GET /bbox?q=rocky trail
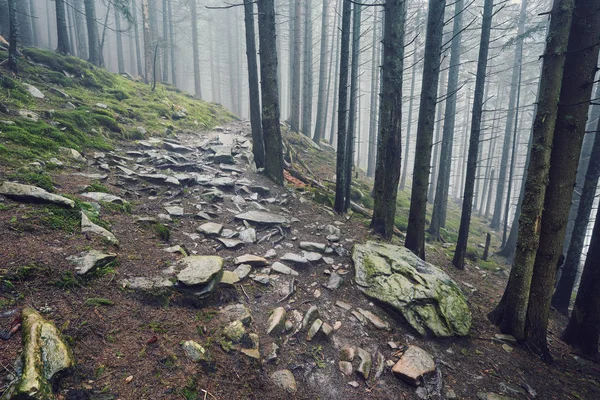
[1,121,599,400]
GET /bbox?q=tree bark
[257,0,284,185]
[344,3,362,212]
[399,10,420,192]
[370,0,405,238]
[115,10,125,73]
[74,0,88,60]
[562,202,600,357]
[366,11,381,178]
[244,0,265,169]
[290,0,302,132]
[452,0,494,269]
[405,0,447,259]
[167,0,176,85]
[525,0,600,361]
[328,3,342,145]
[301,0,313,137]
[161,0,168,82]
[132,0,144,77]
[313,0,330,143]
[190,0,202,98]
[491,0,528,230]
[333,0,352,213]
[16,0,32,46]
[7,0,17,72]
[488,0,575,340]
[55,0,71,54]
[28,0,37,47]
[84,0,101,66]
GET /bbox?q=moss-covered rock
[352,241,471,337]
[2,308,74,400]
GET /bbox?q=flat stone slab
[353,241,471,337]
[299,242,327,252]
[270,370,297,394]
[81,192,126,204]
[392,345,435,386]
[271,262,299,276]
[24,83,45,98]
[68,250,117,275]
[197,222,223,236]
[281,253,308,265]
[164,142,194,153]
[164,206,184,216]
[234,254,268,267]
[0,181,75,208]
[81,212,118,245]
[235,211,290,225]
[217,237,244,249]
[176,256,223,286]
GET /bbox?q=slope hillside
[0,49,599,400]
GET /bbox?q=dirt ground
[1,121,599,400]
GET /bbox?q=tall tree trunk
[132,0,143,77]
[333,0,352,213]
[67,0,77,55]
[55,0,71,54]
[84,0,101,66]
[491,0,528,230]
[190,0,201,98]
[257,0,284,185]
[367,11,381,178]
[324,0,341,145]
[28,0,37,47]
[313,0,330,143]
[525,0,600,361]
[328,4,342,145]
[162,0,168,82]
[488,0,575,340]
[370,0,405,238]
[7,0,17,72]
[429,59,447,205]
[290,0,302,132]
[148,0,161,80]
[399,11,420,192]
[16,0,32,46]
[344,3,362,212]
[141,0,153,82]
[452,0,494,268]
[502,63,523,246]
[167,0,176,85]
[301,0,313,136]
[562,202,600,357]
[74,0,88,59]
[553,127,600,315]
[405,0,447,259]
[115,10,125,73]
[244,0,265,169]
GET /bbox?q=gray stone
[336,300,353,311]
[2,308,74,399]
[209,177,236,187]
[220,270,240,285]
[253,274,270,285]
[223,320,246,343]
[339,361,353,376]
[353,241,471,337]
[182,340,208,362]
[201,188,224,202]
[176,256,223,286]
[59,147,85,162]
[234,254,268,267]
[306,319,323,341]
[220,304,253,326]
[217,237,244,249]
[164,245,187,256]
[340,346,355,362]
[136,126,147,135]
[235,210,290,225]
[266,307,287,335]
[321,322,333,337]
[326,235,340,242]
[281,253,309,265]
[357,308,391,331]
[248,185,270,194]
[325,273,344,290]
[164,205,184,216]
[239,228,257,243]
[392,345,435,386]
[324,224,341,235]
[265,343,279,363]
[302,306,320,331]
[214,147,234,164]
[197,222,223,236]
[74,173,108,180]
[95,102,108,109]
[304,252,323,263]
[164,142,194,153]
[121,276,174,290]
[81,212,118,245]
[18,109,39,121]
[270,370,297,394]
[0,181,75,208]
[64,101,76,109]
[233,264,252,280]
[477,393,515,400]
[68,250,117,275]
[299,242,327,252]
[50,87,69,98]
[24,83,45,98]
[264,249,277,259]
[356,348,372,380]
[271,262,299,276]
[240,333,260,359]
[81,192,126,205]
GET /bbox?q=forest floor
[1,49,600,400]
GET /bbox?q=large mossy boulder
[352,241,471,337]
[2,308,74,400]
